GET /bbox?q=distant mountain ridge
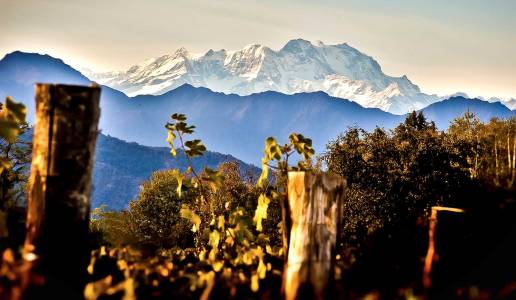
[20,129,257,210]
[420,96,515,128]
[1,51,514,165]
[84,39,438,114]
[93,133,258,210]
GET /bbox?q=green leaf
[264,137,282,161]
[185,139,206,157]
[289,133,314,160]
[0,119,20,143]
[165,123,176,131]
[171,113,187,121]
[176,121,195,134]
[5,97,27,123]
[0,97,26,143]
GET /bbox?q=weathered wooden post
[284,172,346,300]
[23,84,100,297]
[422,206,465,291]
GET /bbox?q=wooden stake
[284,172,346,300]
[23,84,100,297]
[422,206,465,290]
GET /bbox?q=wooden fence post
[422,206,465,291]
[284,171,346,300]
[23,84,100,297]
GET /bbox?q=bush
[128,169,198,250]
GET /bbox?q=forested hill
[17,129,258,210]
[93,133,258,210]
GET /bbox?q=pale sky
[1,0,515,99]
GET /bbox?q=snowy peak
[280,38,317,53]
[87,39,438,114]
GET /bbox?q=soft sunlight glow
[1,0,515,98]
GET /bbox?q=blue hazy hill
[421,96,515,128]
[93,133,258,209]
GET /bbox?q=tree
[129,169,198,249]
[449,114,516,189]
[323,112,471,245]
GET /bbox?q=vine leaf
[202,167,224,192]
[253,194,270,232]
[180,205,201,233]
[185,139,206,157]
[0,97,26,173]
[289,133,314,160]
[166,130,177,157]
[171,169,184,197]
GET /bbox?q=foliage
[448,112,516,189]
[87,112,516,298]
[323,112,472,245]
[0,96,28,180]
[254,133,315,241]
[82,245,284,300]
[0,97,28,245]
[0,122,31,210]
[90,113,287,298]
[90,205,139,247]
[0,107,513,299]
[322,112,515,296]
[163,114,283,294]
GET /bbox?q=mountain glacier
[85,39,440,114]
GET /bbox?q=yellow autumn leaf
[257,158,269,189]
[199,249,206,261]
[225,235,234,247]
[212,261,224,272]
[253,194,270,232]
[84,275,113,300]
[208,249,217,261]
[171,169,183,197]
[250,274,259,292]
[196,271,215,300]
[0,157,10,175]
[180,205,201,233]
[217,215,225,230]
[209,230,221,250]
[257,259,266,279]
[166,131,177,157]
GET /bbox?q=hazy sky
[1,0,515,98]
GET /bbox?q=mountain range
[1,51,514,165]
[85,39,437,114]
[84,39,515,114]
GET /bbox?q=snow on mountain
[483,97,516,110]
[87,39,440,114]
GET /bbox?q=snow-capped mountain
[85,39,439,114]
